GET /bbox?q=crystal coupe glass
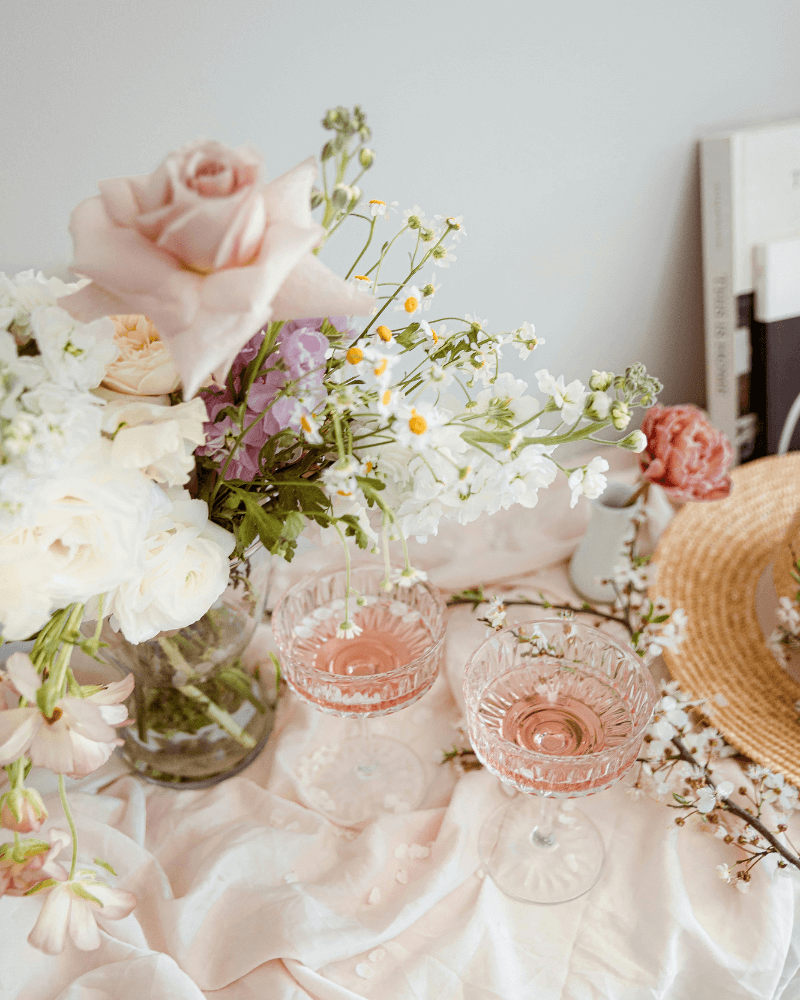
[464,619,656,903]
[272,564,445,826]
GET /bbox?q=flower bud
[420,228,435,242]
[589,370,614,392]
[309,187,324,210]
[617,429,647,452]
[422,284,435,297]
[331,184,352,210]
[610,400,631,431]
[349,185,362,210]
[585,391,612,421]
[320,141,335,162]
[0,787,48,833]
[359,148,375,169]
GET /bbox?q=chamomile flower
[392,566,428,588]
[395,286,424,316]
[402,205,427,230]
[393,401,448,451]
[420,273,441,303]
[375,325,393,344]
[377,385,401,419]
[336,620,363,640]
[367,199,398,220]
[298,410,323,445]
[321,456,361,497]
[431,243,457,268]
[427,363,452,387]
[352,275,373,294]
[434,214,467,242]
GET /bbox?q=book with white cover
[752,235,800,454]
[700,119,800,463]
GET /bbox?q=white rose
[102,396,207,487]
[102,315,181,396]
[31,306,118,391]
[109,487,234,644]
[0,444,163,640]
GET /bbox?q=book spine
[700,136,740,461]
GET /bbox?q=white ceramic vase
[568,481,643,604]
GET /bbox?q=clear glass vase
[102,546,276,787]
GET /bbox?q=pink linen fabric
[1,454,797,1000]
[58,141,374,399]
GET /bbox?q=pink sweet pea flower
[0,653,134,777]
[0,828,69,897]
[58,140,374,398]
[27,873,136,954]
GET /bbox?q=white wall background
[3,0,800,406]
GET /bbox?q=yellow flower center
[369,199,386,206]
[404,296,419,313]
[354,275,370,283]
[382,389,392,406]
[300,415,312,433]
[409,409,428,435]
[376,325,392,342]
[337,490,352,497]
[346,347,364,364]
[365,461,373,473]
[430,328,439,344]
[373,359,388,376]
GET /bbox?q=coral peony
[58,141,374,398]
[639,404,733,501]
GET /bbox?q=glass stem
[355,715,378,778]
[531,794,557,849]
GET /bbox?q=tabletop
[2,456,799,1000]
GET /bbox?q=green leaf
[24,878,59,896]
[354,474,385,493]
[94,857,117,876]
[652,614,670,624]
[71,883,104,906]
[281,511,305,542]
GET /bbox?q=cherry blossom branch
[670,735,800,872]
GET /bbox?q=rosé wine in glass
[272,565,445,825]
[464,620,656,903]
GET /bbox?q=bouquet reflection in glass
[464,620,656,903]
[272,564,445,826]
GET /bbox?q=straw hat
[773,505,800,604]
[653,453,800,785]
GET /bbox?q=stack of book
[700,119,800,463]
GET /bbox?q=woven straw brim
[654,453,800,785]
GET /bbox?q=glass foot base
[296,736,426,826]
[478,796,604,904]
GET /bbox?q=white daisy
[394,285,424,316]
[367,199,398,221]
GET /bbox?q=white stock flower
[108,487,235,644]
[535,370,588,424]
[31,307,117,391]
[0,271,88,340]
[102,396,207,487]
[567,457,609,508]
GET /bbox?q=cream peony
[59,140,374,398]
[109,487,235,644]
[0,444,164,640]
[102,314,180,395]
[102,396,207,486]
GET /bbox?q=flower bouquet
[0,104,662,951]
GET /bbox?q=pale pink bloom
[28,874,136,954]
[0,785,48,833]
[0,828,69,897]
[102,314,180,396]
[0,653,133,776]
[58,140,374,398]
[639,404,733,502]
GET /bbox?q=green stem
[176,685,256,749]
[345,216,377,279]
[333,522,353,628]
[58,775,78,880]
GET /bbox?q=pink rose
[58,140,374,398]
[639,404,733,501]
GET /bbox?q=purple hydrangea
[198,317,354,481]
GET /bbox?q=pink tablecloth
[2,459,799,1000]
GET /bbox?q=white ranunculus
[0,444,164,640]
[31,306,118,391]
[102,397,207,487]
[109,487,235,644]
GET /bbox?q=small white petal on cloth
[395,869,408,884]
[356,963,375,979]
[393,844,409,859]
[367,887,382,905]
[369,948,386,963]
[408,844,430,859]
